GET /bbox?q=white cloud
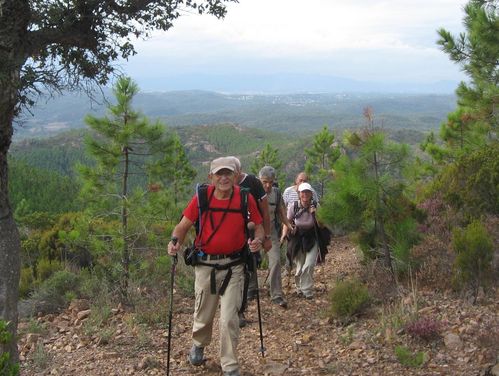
[124,0,469,87]
[151,0,466,51]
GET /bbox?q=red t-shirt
[183,185,263,255]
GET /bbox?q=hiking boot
[271,296,288,308]
[238,312,248,328]
[303,293,314,300]
[223,369,241,376]
[294,290,304,298]
[187,345,205,366]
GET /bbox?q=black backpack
[269,186,282,236]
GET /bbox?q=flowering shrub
[416,195,457,243]
[411,236,454,288]
[405,317,442,341]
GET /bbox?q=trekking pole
[263,268,271,286]
[167,237,178,376]
[247,222,266,358]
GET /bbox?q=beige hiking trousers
[294,241,318,297]
[267,229,284,300]
[192,259,245,373]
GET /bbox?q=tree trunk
[0,1,30,362]
[0,78,22,364]
[377,213,394,277]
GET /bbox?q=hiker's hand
[290,225,297,235]
[263,237,272,252]
[168,239,181,256]
[248,238,263,252]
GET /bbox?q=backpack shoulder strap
[240,187,250,235]
[196,183,209,216]
[274,187,281,210]
[195,183,210,235]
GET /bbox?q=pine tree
[162,133,196,209]
[78,76,193,298]
[436,0,498,152]
[452,220,494,303]
[250,143,285,186]
[304,125,341,198]
[420,0,499,218]
[318,108,417,276]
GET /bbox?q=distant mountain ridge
[14,90,457,139]
[133,73,461,94]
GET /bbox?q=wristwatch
[264,235,272,240]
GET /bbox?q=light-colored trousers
[267,230,284,300]
[192,260,245,373]
[294,241,318,296]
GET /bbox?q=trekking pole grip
[171,236,178,264]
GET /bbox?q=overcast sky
[121,0,469,92]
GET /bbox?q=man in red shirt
[168,156,264,376]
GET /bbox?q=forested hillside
[10,121,430,217]
[9,124,301,217]
[14,91,457,139]
[11,124,301,179]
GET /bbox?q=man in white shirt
[282,172,319,208]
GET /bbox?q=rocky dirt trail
[19,236,498,375]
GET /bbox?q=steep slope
[18,237,498,375]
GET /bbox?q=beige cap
[227,156,241,172]
[210,156,236,174]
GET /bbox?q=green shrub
[36,258,62,281]
[435,143,499,217]
[328,279,370,323]
[19,267,36,298]
[176,265,195,296]
[133,297,167,326]
[78,269,110,300]
[29,270,81,314]
[32,343,51,370]
[452,220,494,300]
[355,225,377,260]
[22,319,47,336]
[0,320,20,376]
[83,303,112,336]
[148,255,194,296]
[394,345,426,368]
[42,270,80,296]
[131,255,171,290]
[387,217,420,273]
